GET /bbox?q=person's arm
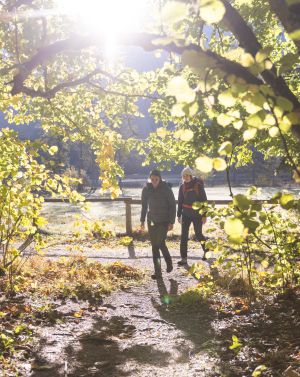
[177,185,183,220]
[167,187,176,226]
[140,187,148,225]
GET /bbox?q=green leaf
[229,335,242,350]
[199,0,226,24]
[277,53,299,75]
[49,146,58,155]
[276,97,293,112]
[252,365,268,377]
[279,193,294,209]
[195,156,213,173]
[243,218,260,233]
[192,201,203,210]
[233,194,251,210]
[289,29,300,40]
[246,114,263,128]
[218,141,232,156]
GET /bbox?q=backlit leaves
[243,128,257,141]
[166,76,196,104]
[217,114,233,127]
[198,0,226,24]
[224,218,245,243]
[218,141,233,156]
[218,91,237,107]
[195,156,213,173]
[213,157,227,171]
[161,1,189,23]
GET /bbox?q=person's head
[181,167,193,183]
[149,169,162,189]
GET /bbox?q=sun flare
[59,0,148,35]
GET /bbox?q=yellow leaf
[49,146,58,155]
[171,103,185,117]
[195,156,213,173]
[218,91,237,107]
[161,1,189,23]
[199,0,226,24]
[157,127,168,138]
[268,126,279,137]
[73,311,83,318]
[224,218,245,238]
[241,53,255,67]
[180,129,194,141]
[166,76,196,104]
[218,141,232,156]
[217,114,232,127]
[213,158,227,171]
[243,128,257,140]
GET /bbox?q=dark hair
[149,169,162,179]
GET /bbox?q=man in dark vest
[140,169,176,279]
[177,167,208,265]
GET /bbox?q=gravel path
[29,244,222,377]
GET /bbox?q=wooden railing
[44,197,270,234]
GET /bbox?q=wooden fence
[44,197,272,235]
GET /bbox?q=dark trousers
[148,221,172,275]
[180,214,207,259]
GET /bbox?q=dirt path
[17,242,300,377]
[28,245,223,377]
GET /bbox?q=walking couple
[140,167,208,279]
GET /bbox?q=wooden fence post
[125,198,133,235]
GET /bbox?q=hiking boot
[151,273,162,280]
[177,258,187,266]
[166,263,173,273]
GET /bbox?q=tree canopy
[0,0,300,195]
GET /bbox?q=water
[41,183,299,234]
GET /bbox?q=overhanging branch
[10,32,262,98]
[221,0,300,109]
[268,0,300,54]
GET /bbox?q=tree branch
[88,81,159,100]
[268,0,300,54]
[10,32,262,98]
[221,0,300,139]
[18,68,101,98]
